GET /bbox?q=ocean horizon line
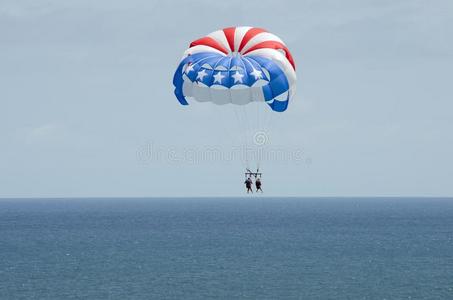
[1,196,452,200]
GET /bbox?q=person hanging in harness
[244,177,253,193]
[255,177,263,193]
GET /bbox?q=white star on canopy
[196,69,208,81]
[232,71,244,84]
[213,72,225,84]
[250,68,262,80]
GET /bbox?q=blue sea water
[0,197,452,299]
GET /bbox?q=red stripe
[238,27,267,52]
[222,27,236,52]
[243,41,296,70]
[189,37,229,54]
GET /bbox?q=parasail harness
[244,168,262,179]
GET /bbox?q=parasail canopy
[173,26,296,112]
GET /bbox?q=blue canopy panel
[173,52,290,112]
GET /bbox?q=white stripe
[274,90,288,101]
[183,45,226,59]
[240,32,285,54]
[207,30,231,53]
[233,26,252,52]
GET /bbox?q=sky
[1,0,452,197]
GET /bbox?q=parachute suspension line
[241,105,251,170]
[263,108,275,150]
[236,104,251,169]
[214,104,236,147]
[256,102,263,171]
[241,103,254,170]
[262,108,270,138]
[233,105,248,169]
[259,104,277,171]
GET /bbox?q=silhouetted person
[255,177,263,193]
[245,177,253,193]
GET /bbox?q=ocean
[0,197,452,299]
